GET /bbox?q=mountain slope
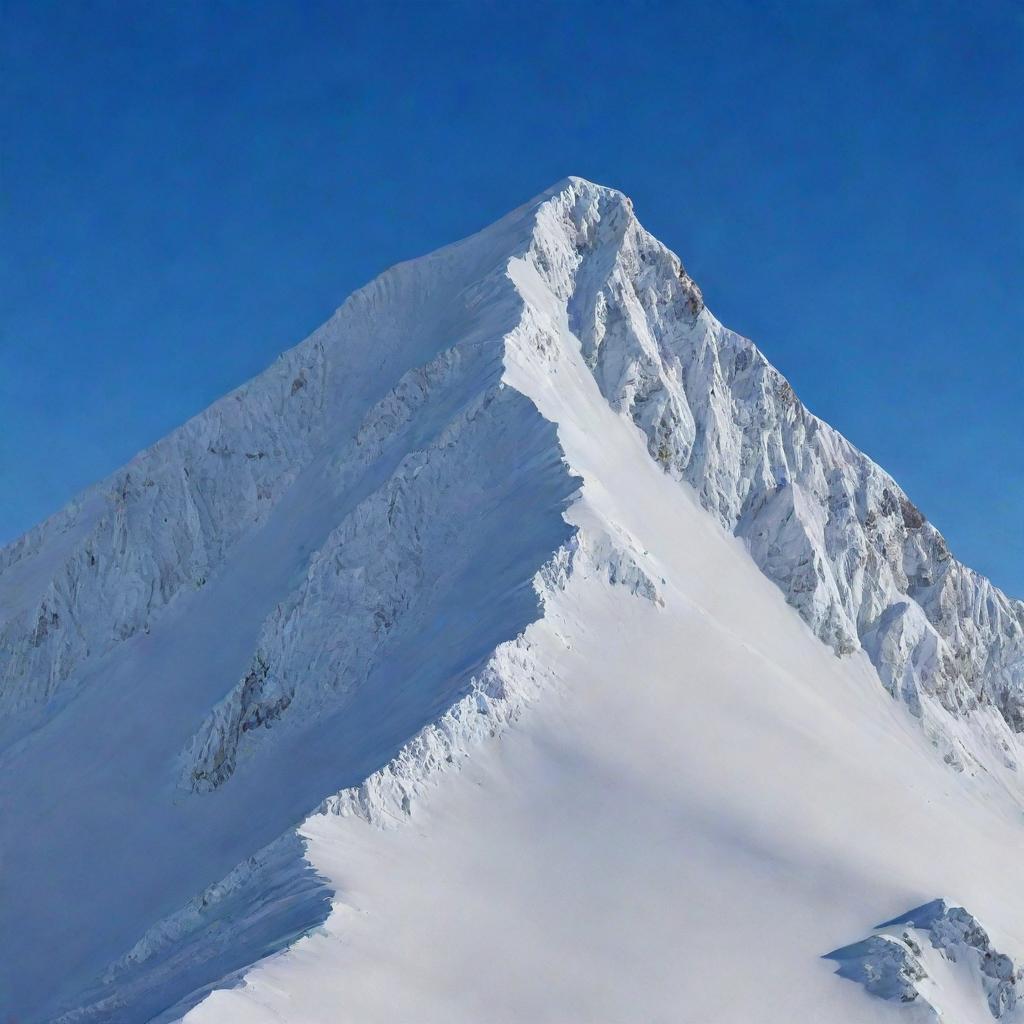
[184,366,1024,1021]
[1,177,1020,1023]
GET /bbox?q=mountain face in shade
[2,178,1021,1024]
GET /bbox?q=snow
[183,296,1024,1020]
[1,176,1021,1023]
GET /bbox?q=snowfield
[1,177,1021,1023]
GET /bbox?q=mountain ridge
[4,176,1019,760]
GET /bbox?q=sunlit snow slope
[1,178,1021,1023]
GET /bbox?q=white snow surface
[1,177,1022,1023]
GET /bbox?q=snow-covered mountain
[1,177,1021,1023]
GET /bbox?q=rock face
[529,183,1024,758]
[828,899,1023,1019]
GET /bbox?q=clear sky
[2,1,1021,596]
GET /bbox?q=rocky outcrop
[827,933,929,1005]
[828,899,1023,1018]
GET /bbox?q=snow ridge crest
[514,177,1024,760]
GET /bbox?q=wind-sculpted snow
[4,175,1018,773]
[314,531,661,826]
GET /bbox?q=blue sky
[2,1,1021,595]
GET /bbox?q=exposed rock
[826,934,928,1005]
[829,899,1023,1018]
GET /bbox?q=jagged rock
[826,934,929,1005]
[829,899,1023,1018]
[881,900,1022,1018]
[530,181,1023,745]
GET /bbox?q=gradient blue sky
[2,1,1022,595]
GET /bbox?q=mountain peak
[534,173,624,199]
[2,180,1022,1023]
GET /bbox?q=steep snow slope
[1,177,1020,1023]
[183,469,1024,1023]
[181,240,1023,1023]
